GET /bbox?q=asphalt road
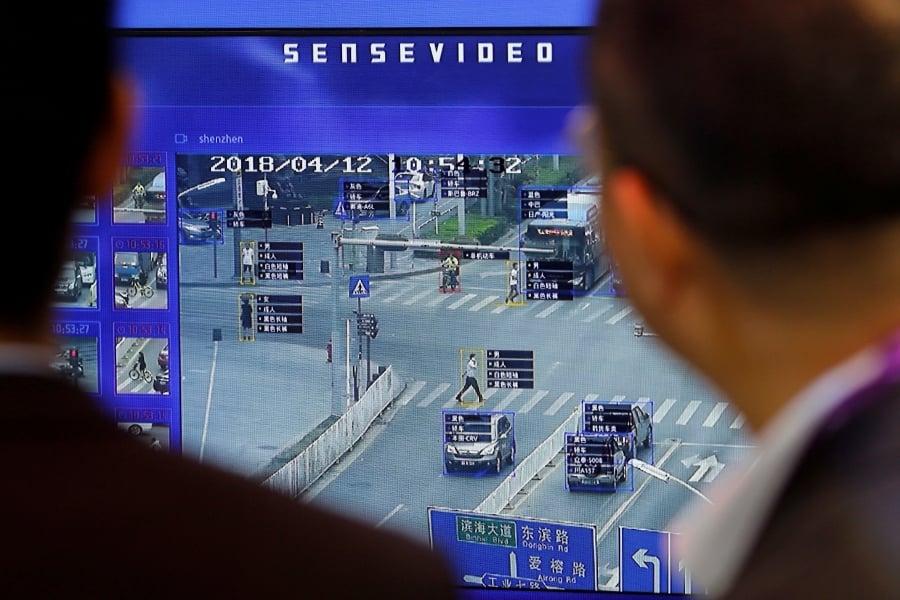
[176,212,756,582]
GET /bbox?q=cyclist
[135,351,147,376]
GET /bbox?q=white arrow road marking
[688,454,725,483]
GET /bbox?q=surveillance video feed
[90,28,761,594]
[176,151,753,592]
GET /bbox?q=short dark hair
[2,2,116,326]
[589,0,900,253]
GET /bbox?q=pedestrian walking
[506,262,520,304]
[455,353,483,403]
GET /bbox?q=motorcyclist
[132,182,145,208]
[440,253,460,291]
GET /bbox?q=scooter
[440,268,459,292]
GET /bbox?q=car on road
[178,209,219,243]
[146,171,166,204]
[618,403,653,460]
[118,422,152,436]
[153,370,169,394]
[566,435,628,489]
[54,260,83,300]
[444,412,516,474]
[114,252,141,285]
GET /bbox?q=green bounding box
[455,515,518,547]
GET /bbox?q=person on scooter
[440,253,459,292]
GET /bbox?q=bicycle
[128,363,153,383]
[127,278,155,298]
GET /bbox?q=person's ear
[602,168,697,312]
[81,73,137,197]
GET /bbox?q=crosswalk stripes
[417,382,450,407]
[426,292,453,307]
[584,302,615,323]
[398,379,748,431]
[676,400,702,425]
[400,380,428,406]
[605,306,633,324]
[469,295,499,311]
[544,391,574,416]
[535,302,565,319]
[653,398,677,423]
[702,402,729,427]
[402,288,434,306]
[380,284,416,305]
[495,388,523,410]
[491,303,510,314]
[447,293,477,310]
[520,390,549,413]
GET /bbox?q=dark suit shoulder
[724,383,900,599]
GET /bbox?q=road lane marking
[520,389,549,413]
[676,400,702,425]
[491,303,510,314]
[495,389,523,410]
[595,441,682,542]
[427,292,453,307]
[447,293,477,309]
[400,380,428,406]
[402,288,434,306]
[584,303,614,323]
[611,394,627,403]
[469,295,499,311]
[544,392,574,416]
[730,413,746,429]
[376,503,405,528]
[535,302,565,318]
[379,283,412,304]
[654,398,677,423]
[584,393,599,402]
[605,306,633,324]
[702,402,729,427]
[418,382,450,407]
[636,396,652,412]
[484,387,500,399]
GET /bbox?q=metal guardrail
[261,365,395,497]
[474,408,581,514]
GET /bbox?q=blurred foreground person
[585,0,900,598]
[1,3,457,598]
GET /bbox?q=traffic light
[369,315,379,339]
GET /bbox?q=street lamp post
[629,458,713,505]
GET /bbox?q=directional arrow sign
[632,548,662,593]
[620,527,680,594]
[687,454,725,483]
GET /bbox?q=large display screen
[49,16,752,596]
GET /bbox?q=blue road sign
[620,526,695,594]
[349,274,370,298]
[428,507,597,591]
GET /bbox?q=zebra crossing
[400,380,747,430]
[363,279,636,325]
